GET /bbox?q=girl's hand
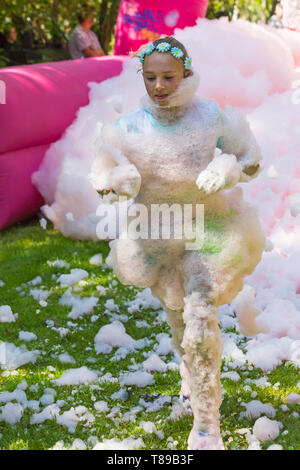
[196,149,241,195]
[196,169,226,195]
[108,164,141,198]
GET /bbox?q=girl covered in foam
[90,36,265,450]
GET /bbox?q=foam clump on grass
[119,371,154,388]
[19,331,37,342]
[93,437,145,450]
[39,218,47,229]
[0,305,16,323]
[49,440,68,450]
[59,289,98,320]
[241,400,276,419]
[89,253,103,266]
[253,417,282,442]
[284,393,300,404]
[140,394,172,413]
[267,444,283,450]
[70,438,87,450]
[94,320,135,354]
[29,288,51,302]
[140,420,164,439]
[57,269,89,286]
[40,394,55,406]
[143,354,167,372]
[0,342,39,370]
[56,409,80,433]
[111,388,128,401]
[53,366,98,386]
[30,404,60,424]
[220,371,241,382]
[0,402,24,424]
[30,404,81,433]
[28,276,42,286]
[47,259,70,269]
[126,288,161,314]
[0,388,27,405]
[94,400,109,413]
[245,336,300,371]
[58,352,76,364]
[154,333,174,356]
[139,420,157,433]
[104,298,119,313]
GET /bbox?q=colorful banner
[114,0,208,55]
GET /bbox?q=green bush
[206,0,277,22]
[0,0,120,52]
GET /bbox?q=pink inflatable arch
[0,56,127,230]
[114,0,208,55]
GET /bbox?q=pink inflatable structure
[0,56,127,230]
[114,0,208,55]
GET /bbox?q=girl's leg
[164,306,192,413]
[182,291,224,450]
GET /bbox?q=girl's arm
[216,105,262,182]
[196,105,262,195]
[89,123,141,199]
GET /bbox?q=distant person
[268,3,284,28]
[2,25,27,65]
[3,26,19,50]
[68,6,105,59]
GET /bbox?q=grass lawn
[0,218,299,450]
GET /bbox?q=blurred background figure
[68,4,105,59]
[3,26,19,50]
[268,3,284,28]
[0,24,28,66]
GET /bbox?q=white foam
[0,342,39,370]
[93,437,145,450]
[19,331,37,342]
[0,402,23,424]
[57,269,89,286]
[53,366,98,386]
[0,306,16,323]
[253,417,282,442]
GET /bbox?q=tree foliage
[206,0,278,22]
[0,0,121,51]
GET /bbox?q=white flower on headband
[156,42,171,52]
[171,47,184,59]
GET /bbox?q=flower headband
[139,42,192,70]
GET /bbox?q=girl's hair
[151,36,189,63]
[133,36,190,67]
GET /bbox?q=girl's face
[143,51,189,107]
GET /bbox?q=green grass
[0,218,299,450]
